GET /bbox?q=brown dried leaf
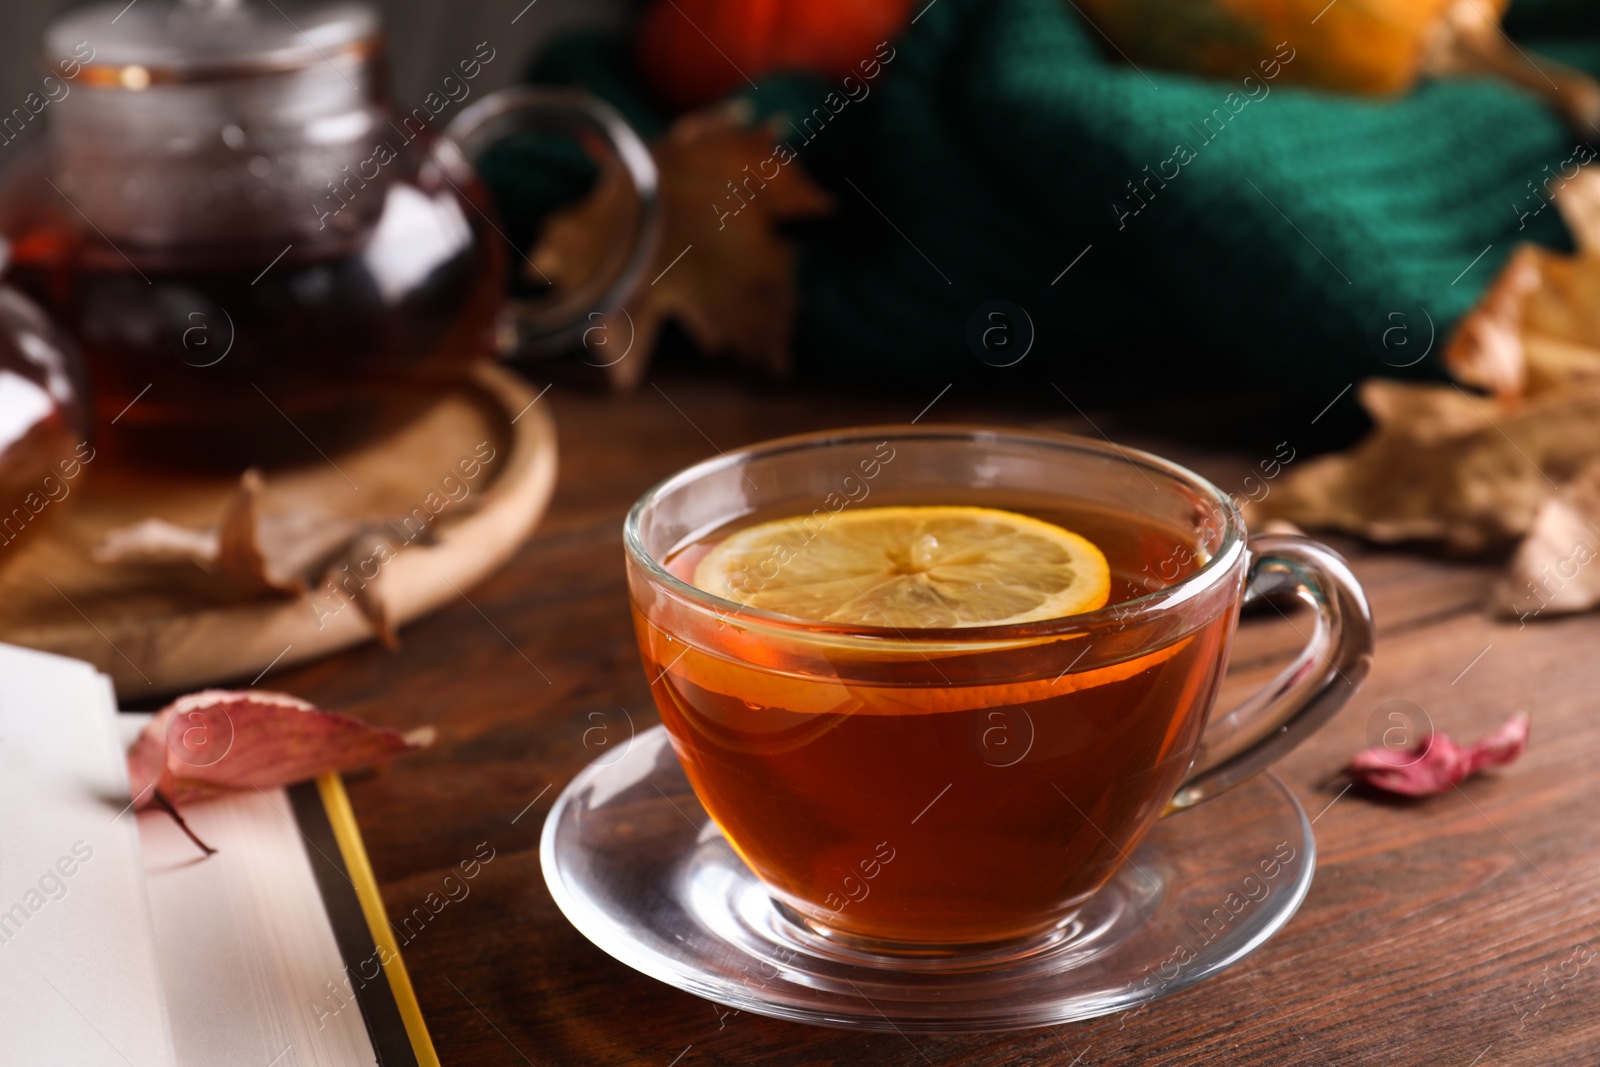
[1554,161,1600,256]
[96,470,359,595]
[1446,167,1600,400]
[1490,460,1600,619]
[1443,245,1544,400]
[1250,379,1600,553]
[532,104,834,388]
[1272,167,1600,614]
[93,470,422,644]
[92,518,218,566]
[1446,244,1600,401]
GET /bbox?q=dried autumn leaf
[1491,460,1600,620]
[1346,712,1528,797]
[1446,167,1600,401]
[129,689,433,811]
[1446,245,1600,402]
[93,470,435,647]
[1274,162,1600,613]
[1442,246,1545,401]
[532,103,833,388]
[1555,167,1600,258]
[1249,379,1600,553]
[96,470,358,595]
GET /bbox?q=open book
[0,643,438,1066]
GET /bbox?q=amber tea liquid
[0,148,504,468]
[636,498,1236,949]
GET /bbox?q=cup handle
[1165,535,1375,814]
[439,86,661,355]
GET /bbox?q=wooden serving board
[0,362,557,698]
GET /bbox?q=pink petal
[129,689,433,808]
[1346,713,1529,797]
[1466,712,1530,773]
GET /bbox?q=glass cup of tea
[624,425,1372,959]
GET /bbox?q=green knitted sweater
[482,0,1600,402]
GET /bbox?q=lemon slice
[692,506,1111,628]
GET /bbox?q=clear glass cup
[624,425,1372,959]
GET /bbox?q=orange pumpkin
[1070,0,1511,95]
[1069,0,1600,130]
[637,0,916,109]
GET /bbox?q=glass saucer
[541,726,1315,1033]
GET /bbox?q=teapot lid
[43,0,379,84]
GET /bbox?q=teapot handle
[439,87,660,357]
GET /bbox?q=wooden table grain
[271,369,1600,1067]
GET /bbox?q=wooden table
[270,368,1599,1066]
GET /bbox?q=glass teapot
[0,238,91,563]
[0,0,657,467]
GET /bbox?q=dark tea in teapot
[5,158,503,467]
[0,0,657,469]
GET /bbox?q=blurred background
[0,0,628,120]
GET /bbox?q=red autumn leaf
[129,689,434,811]
[1346,712,1529,796]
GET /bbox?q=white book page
[0,644,176,1067]
[123,719,381,1067]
